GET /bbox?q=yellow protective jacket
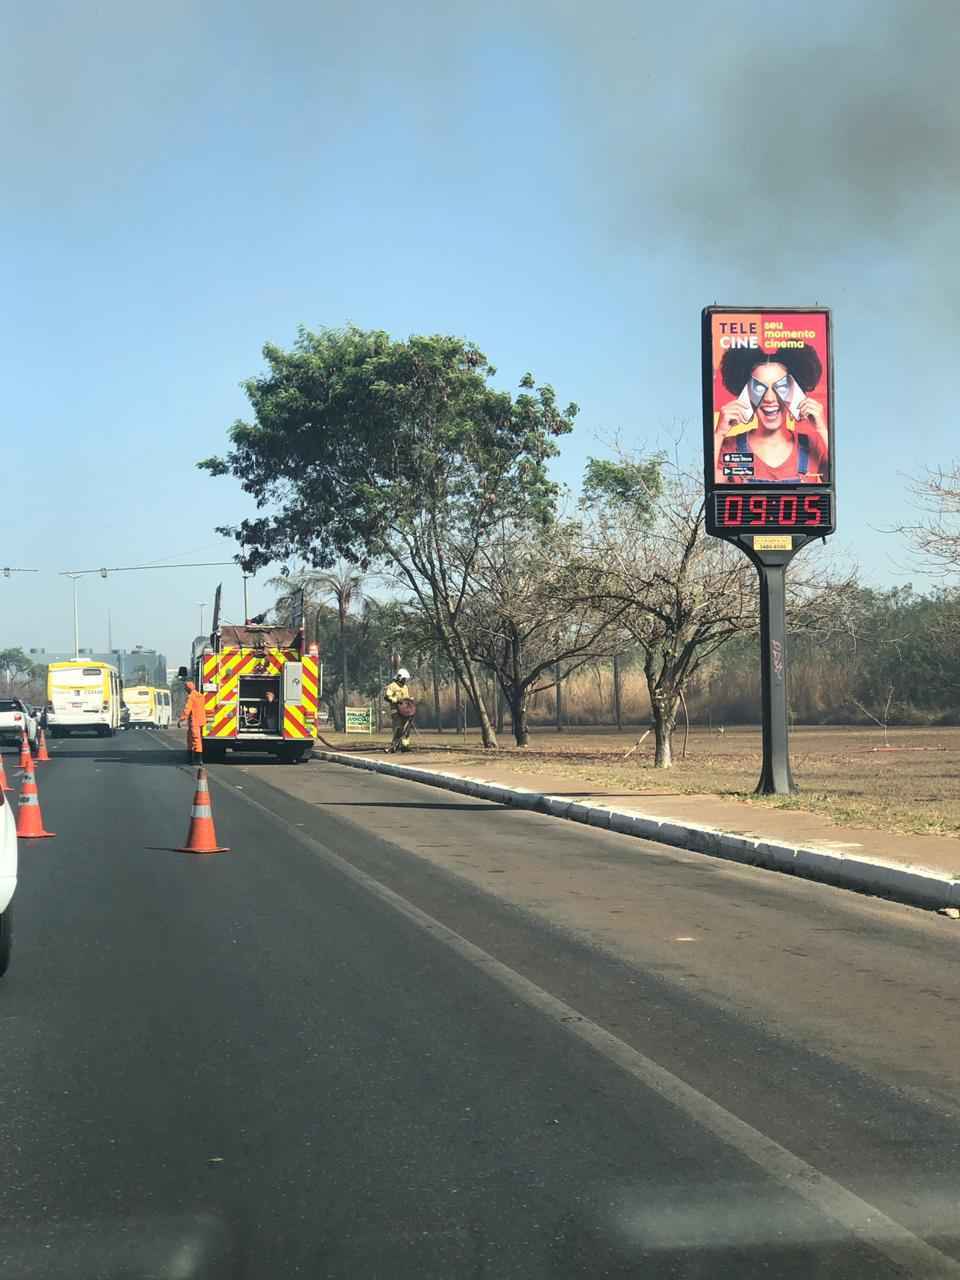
[384,680,410,710]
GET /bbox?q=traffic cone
[16,763,55,838]
[18,732,31,772]
[36,730,51,763]
[0,753,12,793]
[177,767,228,854]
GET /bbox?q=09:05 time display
[714,491,831,530]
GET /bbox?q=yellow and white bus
[47,661,122,737]
[123,686,172,728]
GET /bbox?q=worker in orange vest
[178,681,207,765]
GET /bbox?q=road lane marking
[152,733,960,1275]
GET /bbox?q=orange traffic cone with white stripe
[36,730,51,763]
[0,752,12,793]
[177,767,228,854]
[17,732,31,772]
[16,762,55,838]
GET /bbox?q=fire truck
[180,587,321,763]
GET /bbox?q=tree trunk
[496,683,504,734]
[510,689,529,747]
[613,653,622,730]
[653,711,674,768]
[432,653,442,732]
[445,632,497,748]
[466,670,498,748]
[419,599,498,748]
[455,677,463,735]
[555,663,563,733]
[650,688,678,768]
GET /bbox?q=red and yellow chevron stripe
[216,647,297,691]
[207,696,238,738]
[302,655,318,726]
[283,703,310,739]
[198,645,319,744]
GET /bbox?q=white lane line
[154,735,960,1275]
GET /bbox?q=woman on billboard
[713,344,829,485]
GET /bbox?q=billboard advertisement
[702,307,834,537]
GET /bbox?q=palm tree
[265,565,365,729]
[312,565,364,728]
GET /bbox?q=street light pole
[197,603,207,636]
[60,574,82,657]
[58,571,87,657]
[242,575,249,622]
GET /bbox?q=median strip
[313,750,960,913]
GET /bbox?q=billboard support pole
[743,545,797,795]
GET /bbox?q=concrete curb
[313,751,960,912]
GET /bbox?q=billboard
[344,706,374,734]
[702,307,834,538]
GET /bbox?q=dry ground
[316,723,960,838]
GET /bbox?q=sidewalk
[313,747,960,912]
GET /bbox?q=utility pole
[59,573,83,658]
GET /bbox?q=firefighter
[178,680,207,765]
[261,688,280,734]
[384,667,414,753]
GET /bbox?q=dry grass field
[317,723,960,838]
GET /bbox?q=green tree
[200,326,576,748]
[0,648,37,692]
[838,586,960,723]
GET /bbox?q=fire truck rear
[187,622,320,763]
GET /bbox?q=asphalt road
[1,730,959,1278]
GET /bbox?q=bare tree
[458,520,620,746]
[898,466,960,577]
[575,455,858,768]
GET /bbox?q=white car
[0,782,15,974]
[0,698,37,747]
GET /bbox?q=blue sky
[4,0,958,665]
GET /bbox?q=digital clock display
[713,491,832,531]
